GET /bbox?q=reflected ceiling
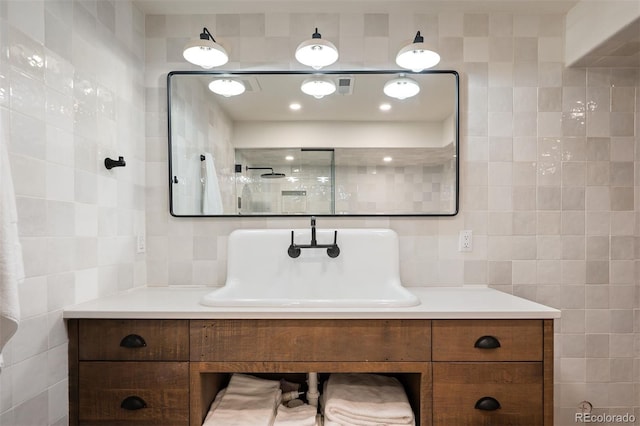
[191,73,455,122]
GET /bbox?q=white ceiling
[134,0,580,15]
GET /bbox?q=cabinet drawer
[79,319,189,361]
[433,362,543,426]
[78,362,189,425]
[191,319,431,362]
[432,320,543,361]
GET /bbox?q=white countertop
[62,286,560,320]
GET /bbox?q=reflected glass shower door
[235,148,335,215]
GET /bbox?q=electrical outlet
[459,230,472,252]
[136,235,146,254]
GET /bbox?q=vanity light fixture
[208,78,245,97]
[300,77,336,99]
[183,27,228,69]
[295,28,339,69]
[285,155,295,161]
[379,103,392,111]
[383,75,420,100]
[396,31,440,72]
[383,156,393,162]
[289,102,302,111]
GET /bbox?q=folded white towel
[202,374,282,426]
[274,403,317,426]
[0,138,24,371]
[202,387,226,424]
[323,374,415,426]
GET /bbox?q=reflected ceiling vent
[237,76,261,92]
[337,76,354,95]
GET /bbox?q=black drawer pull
[474,335,501,349]
[121,396,147,410]
[475,396,501,411]
[119,334,147,349]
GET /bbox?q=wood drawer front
[433,362,543,426]
[78,362,189,425]
[432,320,543,361]
[79,319,189,361]
[191,319,431,362]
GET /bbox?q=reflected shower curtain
[201,152,223,214]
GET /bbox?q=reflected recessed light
[379,103,392,111]
[317,176,330,183]
[285,155,295,161]
[383,156,393,162]
[289,103,301,110]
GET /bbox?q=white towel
[201,152,223,215]
[274,403,318,426]
[0,138,24,371]
[202,387,226,424]
[323,374,415,426]
[202,374,282,426]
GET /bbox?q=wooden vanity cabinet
[432,319,552,426]
[69,320,190,426]
[68,318,553,426]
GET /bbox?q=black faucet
[288,216,340,259]
[310,216,317,246]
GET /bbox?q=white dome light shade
[208,79,245,97]
[300,78,336,99]
[183,28,228,69]
[396,31,440,72]
[295,28,339,70]
[383,76,420,100]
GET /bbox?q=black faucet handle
[327,230,340,258]
[311,216,316,226]
[288,230,301,258]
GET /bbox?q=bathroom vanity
[64,286,559,426]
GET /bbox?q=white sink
[200,228,420,308]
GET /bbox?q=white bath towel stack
[323,373,415,426]
[0,137,24,371]
[274,403,318,426]
[202,374,282,426]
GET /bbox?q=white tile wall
[145,8,639,426]
[0,0,145,424]
[0,1,638,425]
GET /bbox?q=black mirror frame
[167,69,459,218]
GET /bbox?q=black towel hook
[105,156,126,170]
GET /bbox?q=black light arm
[200,27,216,42]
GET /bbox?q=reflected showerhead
[261,171,286,178]
[246,166,286,179]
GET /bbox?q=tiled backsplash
[0,1,637,425]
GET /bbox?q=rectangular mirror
[168,70,459,216]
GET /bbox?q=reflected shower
[246,166,286,179]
